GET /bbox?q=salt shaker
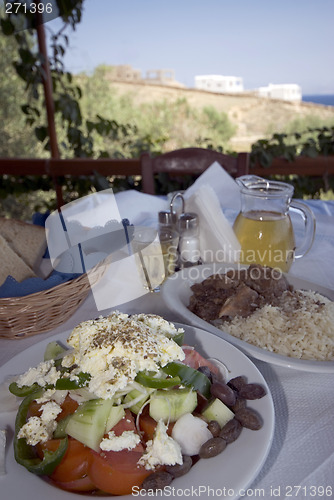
[178,212,201,268]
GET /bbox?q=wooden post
[35,11,64,208]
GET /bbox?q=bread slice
[0,234,36,286]
[0,217,47,272]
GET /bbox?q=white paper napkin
[183,161,241,212]
[115,190,167,226]
[184,184,241,263]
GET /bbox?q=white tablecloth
[0,194,333,499]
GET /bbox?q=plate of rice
[161,263,334,372]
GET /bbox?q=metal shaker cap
[158,210,177,226]
[178,212,199,231]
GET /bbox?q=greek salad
[8,312,266,495]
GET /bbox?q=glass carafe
[233,175,316,272]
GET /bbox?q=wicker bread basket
[0,262,105,339]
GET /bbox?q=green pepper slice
[162,362,211,398]
[55,372,91,390]
[171,331,184,346]
[9,370,91,395]
[135,370,181,388]
[14,389,68,475]
[9,381,42,397]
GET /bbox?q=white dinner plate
[161,263,334,373]
[0,323,274,500]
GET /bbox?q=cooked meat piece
[226,268,248,284]
[218,283,259,318]
[202,273,238,290]
[188,285,229,322]
[244,264,290,300]
[187,264,293,323]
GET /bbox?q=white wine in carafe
[233,210,295,272]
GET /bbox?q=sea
[302,94,334,106]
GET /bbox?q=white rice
[218,290,334,361]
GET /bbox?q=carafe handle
[290,201,316,259]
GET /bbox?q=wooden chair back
[140,147,249,194]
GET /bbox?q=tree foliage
[0,28,44,157]
[250,127,334,167]
[0,0,333,215]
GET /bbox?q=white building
[255,83,302,102]
[195,75,244,93]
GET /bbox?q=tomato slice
[103,409,144,450]
[89,450,151,495]
[138,407,174,441]
[182,346,220,374]
[27,395,78,420]
[27,399,43,418]
[88,409,151,495]
[57,395,79,420]
[37,438,93,483]
[52,475,96,492]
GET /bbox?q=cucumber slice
[123,389,152,414]
[65,398,114,451]
[149,388,197,423]
[44,341,67,361]
[201,398,234,428]
[105,405,125,433]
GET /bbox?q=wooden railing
[0,157,141,177]
[251,156,334,177]
[1,155,333,208]
[2,155,333,177]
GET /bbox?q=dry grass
[109,82,334,151]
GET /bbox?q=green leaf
[67,126,81,144]
[18,48,35,65]
[1,19,15,36]
[21,104,31,115]
[35,126,48,142]
[86,120,95,133]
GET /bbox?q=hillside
[107,81,334,151]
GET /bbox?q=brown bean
[199,437,227,458]
[207,420,221,437]
[228,375,247,392]
[141,471,173,491]
[235,407,263,430]
[210,382,236,407]
[238,383,266,400]
[165,455,192,478]
[230,395,247,412]
[219,418,242,443]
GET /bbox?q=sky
[46,0,334,95]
